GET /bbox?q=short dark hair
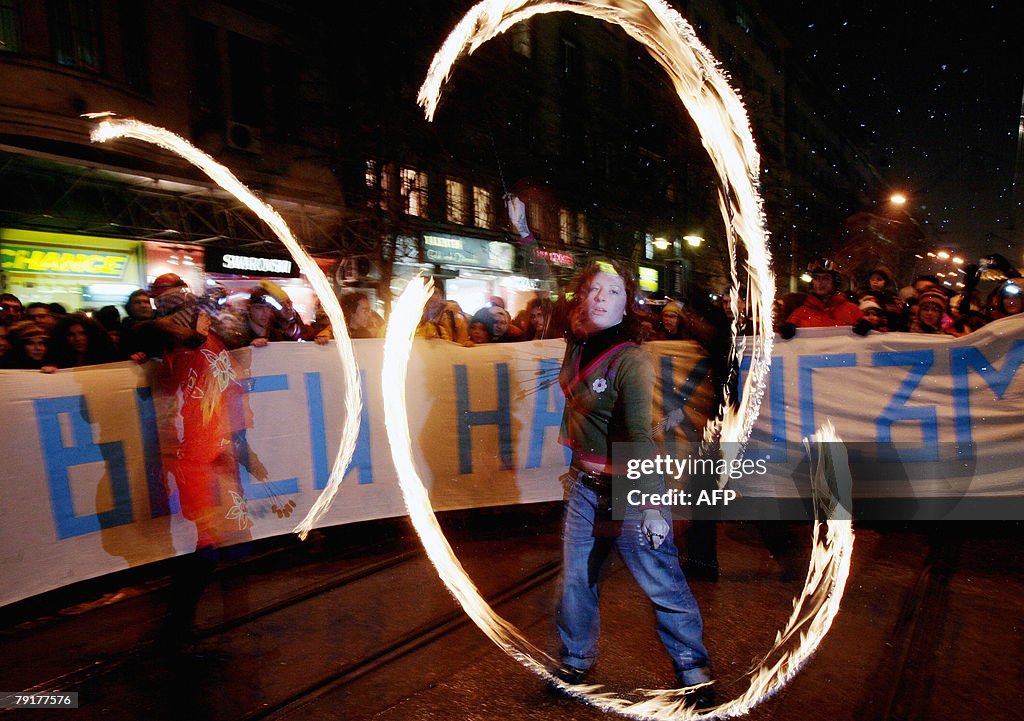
[340,291,368,322]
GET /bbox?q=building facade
[0,0,880,318]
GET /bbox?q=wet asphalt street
[1,507,1020,721]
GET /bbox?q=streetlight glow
[684,234,704,247]
[653,236,670,250]
[890,193,907,205]
[800,272,813,283]
[937,250,950,260]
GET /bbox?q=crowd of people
[777,255,1022,338]
[1,254,1021,371]
[0,276,344,370]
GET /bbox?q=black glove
[853,318,873,336]
[779,322,797,340]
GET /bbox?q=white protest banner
[3,316,1023,606]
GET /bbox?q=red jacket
[786,293,863,328]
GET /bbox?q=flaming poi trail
[393,0,854,718]
[91,118,362,541]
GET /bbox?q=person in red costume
[146,274,263,649]
[780,260,865,337]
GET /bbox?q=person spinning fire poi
[558,260,715,705]
[505,199,715,706]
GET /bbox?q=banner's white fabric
[735,316,1024,501]
[1,315,1022,606]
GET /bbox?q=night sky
[772,1,1024,261]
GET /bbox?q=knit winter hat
[918,289,948,311]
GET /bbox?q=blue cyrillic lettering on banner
[526,359,569,468]
[951,340,1024,457]
[455,363,513,474]
[134,387,177,517]
[239,374,299,497]
[799,354,857,439]
[660,355,710,446]
[873,350,939,461]
[306,371,373,487]
[740,355,788,461]
[34,396,133,539]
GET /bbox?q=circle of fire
[384,1,855,719]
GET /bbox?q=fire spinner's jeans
[557,471,712,685]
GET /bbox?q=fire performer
[553,258,715,707]
[143,273,260,647]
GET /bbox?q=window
[228,32,265,125]
[559,208,572,245]
[381,164,394,210]
[512,21,531,58]
[576,212,590,246]
[366,161,397,210]
[473,186,494,228]
[527,201,543,238]
[0,0,21,52]
[118,0,148,92]
[48,0,101,71]
[401,167,428,217]
[735,5,754,33]
[188,19,222,129]
[446,178,468,224]
[365,160,379,208]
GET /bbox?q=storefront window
[1,228,144,311]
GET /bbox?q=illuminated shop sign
[423,233,513,271]
[204,248,298,277]
[533,248,575,267]
[1,244,129,278]
[638,266,659,292]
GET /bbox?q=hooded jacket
[786,292,863,328]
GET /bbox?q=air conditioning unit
[226,121,262,153]
[336,256,380,284]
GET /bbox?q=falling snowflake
[225,490,253,530]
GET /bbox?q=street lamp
[684,234,704,247]
[890,193,907,206]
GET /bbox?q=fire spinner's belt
[568,464,614,492]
